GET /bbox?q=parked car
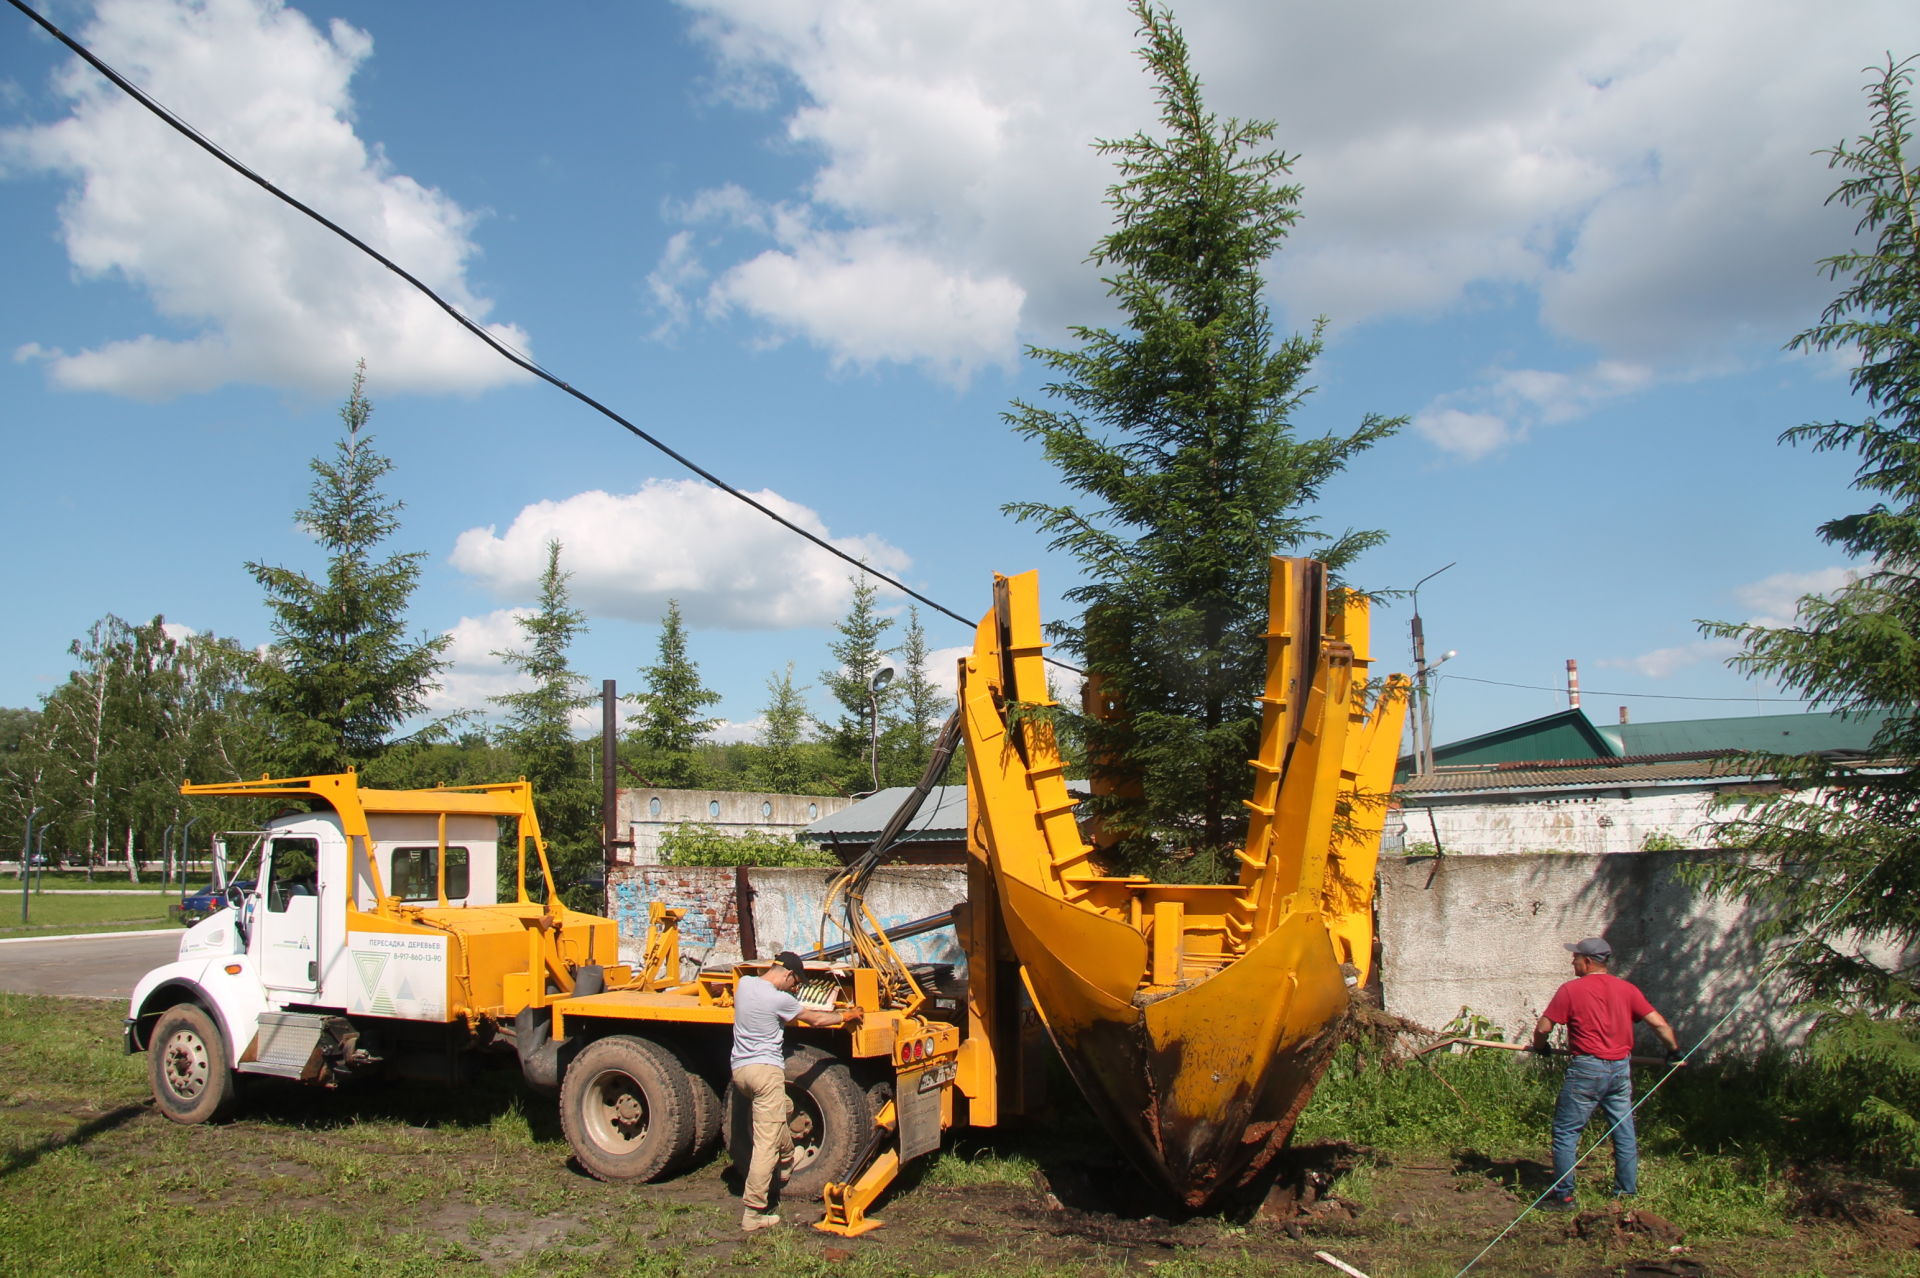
[171,879,253,926]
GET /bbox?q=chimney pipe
[1566,659,1581,709]
[1619,705,1630,725]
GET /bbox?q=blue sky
[3,0,1916,754]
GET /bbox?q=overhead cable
[5,0,981,634]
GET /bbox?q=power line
[5,0,984,635]
[1441,674,1816,704]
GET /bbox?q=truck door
[255,835,321,996]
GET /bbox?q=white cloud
[448,478,912,629]
[3,0,528,399]
[708,224,1024,385]
[1602,563,1864,678]
[425,608,618,734]
[1411,409,1515,461]
[1602,638,1740,680]
[422,609,530,722]
[1733,565,1865,628]
[670,0,1914,405]
[1414,359,1656,458]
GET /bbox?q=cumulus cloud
[1733,565,1866,627]
[424,608,616,733]
[3,0,528,399]
[1601,563,1865,678]
[1414,359,1656,458]
[669,0,1911,406]
[448,478,912,629]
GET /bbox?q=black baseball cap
[1565,937,1612,960]
[774,951,807,977]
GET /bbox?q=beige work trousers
[732,1062,793,1212]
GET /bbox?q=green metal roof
[1416,707,1892,778]
[1602,709,1891,757]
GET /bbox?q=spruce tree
[880,606,953,785]
[1004,1,1401,868]
[248,363,449,775]
[1699,54,1920,1166]
[628,599,720,788]
[492,540,598,901]
[751,663,820,794]
[820,575,896,792]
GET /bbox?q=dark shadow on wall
[1540,849,1800,1059]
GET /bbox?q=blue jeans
[1550,1055,1637,1199]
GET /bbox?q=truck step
[237,1011,330,1079]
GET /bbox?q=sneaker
[741,1210,781,1232]
[1539,1195,1577,1213]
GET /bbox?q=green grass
[2,996,1915,1277]
[0,891,180,938]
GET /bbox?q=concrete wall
[607,863,966,978]
[614,788,853,866]
[1377,850,1805,1058]
[1390,789,1719,857]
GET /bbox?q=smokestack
[1566,658,1581,709]
[1619,705,1630,725]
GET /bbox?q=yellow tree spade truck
[126,559,1407,1234]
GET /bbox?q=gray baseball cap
[1565,937,1612,959]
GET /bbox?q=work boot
[741,1210,781,1232]
[1539,1194,1577,1213]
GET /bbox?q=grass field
[1,995,1914,1277]
[0,892,181,939]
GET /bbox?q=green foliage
[490,541,600,906]
[879,606,955,786]
[2,615,261,873]
[626,599,720,788]
[751,663,837,793]
[656,824,837,868]
[247,363,451,775]
[821,575,896,791]
[1638,830,1687,852]
[1001,2,1401,871]
[1696,55,1920,1169]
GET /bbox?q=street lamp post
[21,807,41,924]
[1409,562,1457,776]
[866,665,896,793]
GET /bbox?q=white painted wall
[1376,850,1808,1058]
[1389,788,1722,857]
[615,788,853,865]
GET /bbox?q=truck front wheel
[149,1004,237,1124]
[561,1035,695,1182]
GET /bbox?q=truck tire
[724,1044,874,1200]
[561,1035,695,1183]
[149,1004,237,1125]
[667,1041,723,1170]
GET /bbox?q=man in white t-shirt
[731,950,859,1231]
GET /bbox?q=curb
[0,928,182,946]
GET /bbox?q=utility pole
[1409,563,1457,776]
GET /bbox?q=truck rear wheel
[561,1035,695,1182]
[724,1044,873,1199]
[149,1004,237,1125]
[668,1043,723,1170]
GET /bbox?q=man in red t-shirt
[1530,937,1680,1209]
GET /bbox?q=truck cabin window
[266,837,320,913]
[390,847,470,902]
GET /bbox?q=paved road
[0,930,184,999]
